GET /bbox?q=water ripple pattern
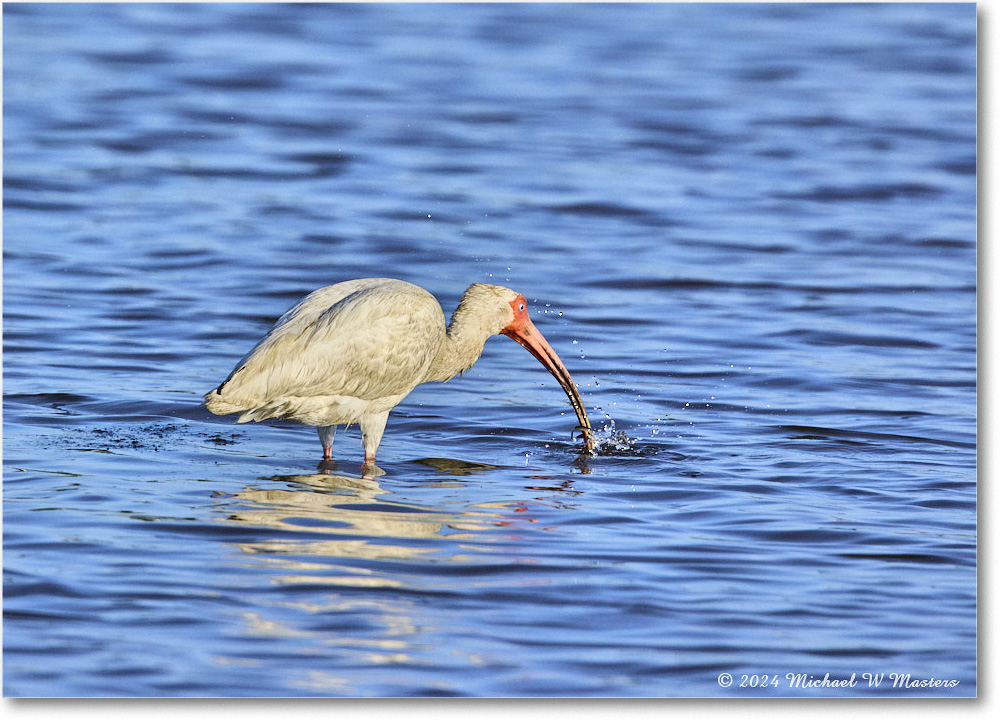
[3,2,976,697]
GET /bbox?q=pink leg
[360,411,389,467]
[318,426,336,461]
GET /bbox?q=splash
[590,416,643,456]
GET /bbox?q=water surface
[3,2,976,697]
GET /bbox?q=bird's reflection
[410,457,505,475]
[315,457,386,479]
[211,461,582,684]
[216,462,527,586]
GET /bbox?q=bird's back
[204,278,447,425]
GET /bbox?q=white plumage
[204,278,593,463]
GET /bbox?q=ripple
[775,182,943,202]
[771,328,941,350]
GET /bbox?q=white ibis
[204,278,594,463]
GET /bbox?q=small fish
[572,424,596,452]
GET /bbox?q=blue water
[3,2,976,697]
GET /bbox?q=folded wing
[204,279,446,424]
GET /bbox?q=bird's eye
[518,303,525,312]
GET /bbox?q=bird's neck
[424,308,494,383]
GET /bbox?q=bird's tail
[203,386,287,424]
[203,388,247,417]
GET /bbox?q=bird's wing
[210,281,446,412]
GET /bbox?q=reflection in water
[215,461,585,582]
[213,464,559,692]
[411,457,500,474]
[217,467,516,576]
